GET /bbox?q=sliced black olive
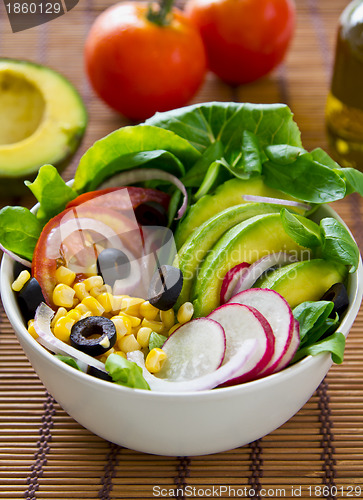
[13,261,29,280]
[87,365,113,382]
[97,248,131,287]
[70,316,117,357]
[134,201,168,227]
[17,278,45,322]
[320,282,349,317]
[148,265,183,311]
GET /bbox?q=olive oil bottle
[326,0,363,172]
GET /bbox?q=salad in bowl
[0,102,362,455]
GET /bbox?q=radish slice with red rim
[127,338,257,392]
[208,303,275,385]
[231,252,299,297]
[228,289,294,376]
[271,319,300,374]
[157,318,226,381]
[98,168,188,219]
[220,262,250,304]
[34,302,107,372]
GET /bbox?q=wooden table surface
[0,0,363,499]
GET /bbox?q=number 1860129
[6,2,62,14]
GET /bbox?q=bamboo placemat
[1,0,363,498]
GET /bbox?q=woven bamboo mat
[0,0,363,498]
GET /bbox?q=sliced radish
[271,319,300,374]
[231,252,298,297]
[220,262,250,304]
[34,302,107,372]
[127,338,257,392]
[228,289,294,376]
[157,318,226,381]
[208,303,275,385]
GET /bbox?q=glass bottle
[326,0,363,172]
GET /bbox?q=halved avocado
[0,59,87,195]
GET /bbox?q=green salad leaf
[105,353,150,390]
[265,144,306,165]
[54,355,82,370]
[181,141,224,187]
[149,332,167,351]
[320,217,360,272]
[340,168,363,196]
[73,125,201,192]
[0,206,42,261]
[293,301,335,342]
[25,165,77,224]
[292,331,345,364]
[281,208,322,248]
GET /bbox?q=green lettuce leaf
[25,164,77,224]
[73,125,201,192]
[320,217,360,272]
[149,332,167,351]
[292,331,345,364]
[281,208,322,248]
[0,206,42,261]
[105,353,150,390]
[54,355,81,370]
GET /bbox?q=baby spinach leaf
[105,353,150,390]
[292,331,345,364]
[0,206,42,261]
[265,145,306,165]
[195,161,222,199]
[239,130,262,176]
[293,300,334,341]
[181,141,224,187]
[320,217,360,272]
[149,332,167,351]
[281,208,322,248]
[263,153,347,203]
[310,147,341,169]
[73,125,201,192]
[54,355,81,370]
[25,165,77,224]
[340,168,363,196]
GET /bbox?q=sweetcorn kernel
[53,284,75,308]
[169,323,181,335]
[55,266,76,286]
[118,312,141,328]
[12,270,31,292]
[81,296,105,316]
[111,295,129,313]
[141,318,165,334]
[66,309,82,322]
[74,303,90,315]
[113,350,127,359]
[53,316,75,343]
[83,275,103,291]
[121,297,144,316]
[73,282,90,301]
[160,309,175,330]
[139,301,159,321]
[136,327,153,348]
[97,292,114,313]
[111,315,132,340]
[177,302,194,324]
[90,285,107,298]
[27,319,38,339]
[118,334,141,353]
[145,348,167,374]
[51,307,67,328]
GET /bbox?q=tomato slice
[33,187,170,308]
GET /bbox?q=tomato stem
[147,0,175,26]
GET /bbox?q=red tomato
[184,0,295,85]
[33,187,170,308]
[84,2,207,121]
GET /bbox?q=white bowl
[1,204,362,456]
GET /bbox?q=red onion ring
[0,243,32,268]
[242,194,311,211]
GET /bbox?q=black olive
[148,265,183,311]
[13,261,29,280]
[97,248,131,287]
[70,316,117,356]
[17,278,45,322]
[87,365,113,382]
[134,201,168,227]
[320,282,349,317]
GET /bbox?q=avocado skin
[174,202,282,309]
[255,259,348,309]
[0,58,87,197]
[191,213,307,318]
[175,177,304,249]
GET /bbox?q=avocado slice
[255,259,348,308]
[174,202,282,309]
[192,213,309,317]
[175,177,306,248]
[0,59,87,195]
